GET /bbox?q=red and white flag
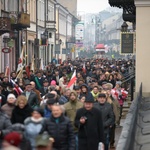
[17,49,24,72]
[11,79,23,94]
[67,70,77,90]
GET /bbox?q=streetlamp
[121,21,128,32]
[41,30,49,65]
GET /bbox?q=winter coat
[40,115,75,150]
[94,102,115,134]
[1,103,15,118]
[0,111,12,148]
[24,117,45,149]
[111,96,120,124]
[21,91,39,108]
[74,107,105,150]
[59,95,69,104]
[64,100,83,132]
[11,104,33,124]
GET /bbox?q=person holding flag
[67,70,77,90]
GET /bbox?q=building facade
[0,0,78,72]
[0,0,30,72]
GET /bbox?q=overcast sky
[77,0,110,13]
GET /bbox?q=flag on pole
[17,48,24,72]
[11,79,23,95]
[5,66,10,81]
[40,58,44,70]
[67,70,76,90]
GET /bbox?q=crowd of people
[0,57,134,150]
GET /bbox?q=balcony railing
[10,12,30,30]
[0,17,11,35]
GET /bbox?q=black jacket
[94,102,115,134]
[11,104,33,124]
[22,91,39,108]
[40,115,75,150]
[75,107,104,150]
[39,87,49,97]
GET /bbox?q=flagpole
[16,67,24,79]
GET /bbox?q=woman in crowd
[11,95,33,124]
[24,108,45,150]
[1,93,16,118]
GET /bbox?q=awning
[95,44,105,49]
[95,44,105,52]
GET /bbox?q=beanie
[4,132,22,147]
[7,94,16,101]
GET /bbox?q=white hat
[7,94,16,101]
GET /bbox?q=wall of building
[0,2,1,72]
[135,0,150,96]
[57,0,77,16]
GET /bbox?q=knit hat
[33,108,44,116]
[50,80,56,86]
[4,132,22,147]
[7,94,16,101]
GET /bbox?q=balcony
[0,17,11,35]
[10,12,30,30]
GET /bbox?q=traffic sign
[2,47,11,53]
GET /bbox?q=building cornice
[135,0,150,7]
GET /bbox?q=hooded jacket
[80,84,94,102]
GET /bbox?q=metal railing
[116,83,142,150]
[121,72,135,101]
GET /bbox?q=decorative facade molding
[135,0,150,7]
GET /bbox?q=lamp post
[121,21,128,32]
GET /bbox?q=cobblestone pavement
[110,119,125,150]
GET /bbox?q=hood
[80,84,88,89]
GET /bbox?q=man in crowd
[75,96,105,150]
[94,93,114,150]
[22,80,39,108]
[40,104,75,150]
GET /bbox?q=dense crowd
[0,57,135,150]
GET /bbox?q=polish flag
[67,70,77,89]
[11,79,23,94]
